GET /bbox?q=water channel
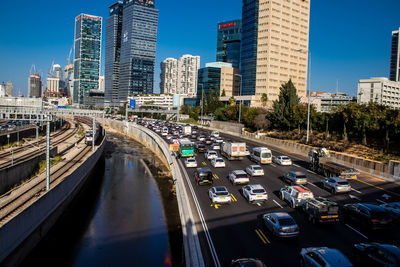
[21,133,172,266]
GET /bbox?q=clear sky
[0,0,399,97]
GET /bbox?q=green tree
[261,93,268,108]
[229,96,236,106]
[221,89,226,97]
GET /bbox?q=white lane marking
[273,199,284,208]
[351,188,362,194]
[270,163,277,167]
[178,159,221,267]
[256,203,261,207]
[345,224,368,239]
[376,199,387,204]
[382,194,391,200]
[307,182,318,188]
[349,194,361,201]
[307,170,317,174]
[293,164,301,168]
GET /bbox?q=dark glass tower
[105,2,123,106]
[216,20,241,69]
[240,0,258,95]
[119,0,159,99]
[390,29,400,82]
[73,14,102,105]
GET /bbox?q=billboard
[129,99,136,109]
[173,94,181,107]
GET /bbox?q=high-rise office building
[217,20,241,69]
[0,83,5,97]
[160,55,200,96]
[390,28,400,82]
[105,1,123,106]
[64,63,74,98]
[6,81,13,97]
[73,13,102,105]
[241,0,310,106]
[52,64,64,80]
[105,0,159,106]
[28,73,42,98]
[160,58,178,94]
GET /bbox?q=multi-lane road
[152,124,400,266]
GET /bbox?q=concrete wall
[210,120,244,135]
[105,119,204,267]
[0,134,106,265]
[0,147,58,195]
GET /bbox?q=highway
[151,124,400,266]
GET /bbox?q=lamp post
[298,49,311,143]
[234,74,242,124]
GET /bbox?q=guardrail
[104,120,204,267]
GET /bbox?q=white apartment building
[160,55,200,97]
[131,94,184,109]
[358,77,400,109]
[308,92,356,113]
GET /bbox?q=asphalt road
[153,125,400,267]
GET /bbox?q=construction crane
[48,59,55,78]
[66,47,73,64]
[30,64,37,75]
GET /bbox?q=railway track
[0,122,72,159]
[0,122,79,170]
[0,141,92,226]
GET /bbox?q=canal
[21,133,173,266]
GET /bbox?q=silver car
[283,171,307,185]
[300,247,353,267]
[208,186,231,204]
[262,212,299,238]
[321,177,351,194]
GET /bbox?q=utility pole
[92,118,95,152]
[46,118,50,190]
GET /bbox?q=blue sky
[0,0,399,97]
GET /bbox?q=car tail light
[250,193,256,196]
[371,219,378,223]
[278,228,283,232]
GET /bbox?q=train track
[0,122,72,159]
[0,122,79,170]
[0,141,92,226]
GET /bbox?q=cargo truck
[221,141,247,160]
[183,125,191,136]
[302,197,340,224]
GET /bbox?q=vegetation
[36,156,63,175]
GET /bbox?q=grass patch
[36,156,63,175]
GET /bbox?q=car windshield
[261,152,271,158]
[252,189,265,194]
[338,181,349,185]
[278,218,296,226]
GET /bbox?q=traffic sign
[129,99,136,109]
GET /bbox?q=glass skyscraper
[73,14,102,105]
[240,0,259,96]
[105,2,123,106]
[216,20,241,69]
[105,0,158,107]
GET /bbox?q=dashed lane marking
[307,182,318,188]
[306,170,317,174]
[273,199,283,208]
[256,203,261,207]
[231,194,237,202]
[270,164,277,167]
[202,161,207,166]
[213,174,219,180]
[255,229,270,244]
[210,203,221,209]
[345,224,368,239]
[351,188,362,194]
[355,179,400,197]
[293,164,301,168]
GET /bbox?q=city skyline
[0,0,399,97]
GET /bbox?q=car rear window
[282,157,290,160]
[338,181,349,185]
[215,192,228,196]
[278,218,295,226]
[252,189,265,194]
[254,167,263,170]
[296,174,307,179]
[200,172,212,179]
[216,159,223,162]
[371,211,389,219]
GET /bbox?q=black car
[342,203,393,230]
[195,143,206,153]
[194,168,214,185]
[353,242,400,266]
[231,258,266,267]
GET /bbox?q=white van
[211,131,220,138]
[250,147,272,164]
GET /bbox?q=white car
[273,155,292,166]
[210,143,220,150]
[246,165,264,177]
[215,137,224,143]
[211,131,220,138]
[166,135,173,140]
[242,184,268,203]
[185,158,198,168]
[208,186,231,204]
[206,150,218,160]
[211,157,226,168]
[228,170,249,185]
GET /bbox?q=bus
[179,138,195,158]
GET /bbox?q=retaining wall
[210,121,244,135]
[0,147,58,195]
[105,119,204,267]
[0,134,106,266]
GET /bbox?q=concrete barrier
[0,134,106,266]
[210,121,244,135]
[105,119,204,267]
[0,147,58,195]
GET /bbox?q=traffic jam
[137,119,400,267]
